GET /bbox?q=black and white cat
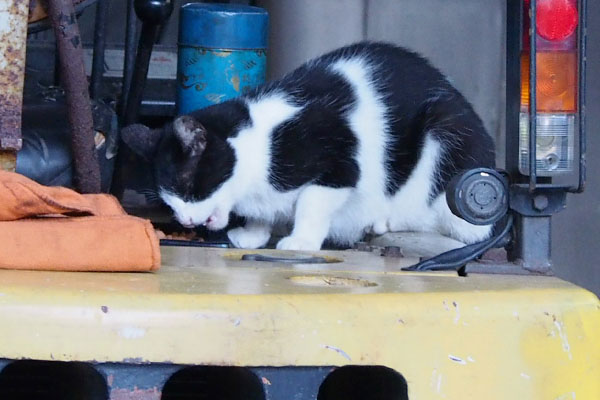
[123,42,495,251]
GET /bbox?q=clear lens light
[519,113,575,175]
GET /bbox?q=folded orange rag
[0,171,160,272]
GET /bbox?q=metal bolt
[353,242,372,252]
[382,246,404,258]
[473,182,495,206]
[533,194,549,211]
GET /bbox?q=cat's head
[121,114,237,230]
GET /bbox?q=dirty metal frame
[0,359,333,400]
[505,0,587,272]
[0,0,28,172]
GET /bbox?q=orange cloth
[0,171,160,271]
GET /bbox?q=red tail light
[537,0,578,41]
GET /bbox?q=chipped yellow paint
[0,247,598,399]
[231,74,240,92]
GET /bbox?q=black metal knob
[134,0,174,25]
[446,168,508,226]
[124,0,174,124]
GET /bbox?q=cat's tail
[413,96,496,199]
[412,97,496,244]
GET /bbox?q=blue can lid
[179,3,269,49]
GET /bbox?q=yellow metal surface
[0,247,599,399]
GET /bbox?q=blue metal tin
[177,3,269,114]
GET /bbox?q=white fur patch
[160,189,230,230]
[432,194,492,244]
[387,134,441,233]
[160,191,196,227]
[227,219,272,249]
[226,94,302,199]
[386,133,492,243]
[331,58,389,196]
[326,57,391,245]
[277,185,351,250]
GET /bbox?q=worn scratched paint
[99,364,179,400]
[110,387,161,400]
[0,0,28,164]
[176,4,268,114]
[177,48,266,114]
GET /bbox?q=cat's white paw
[276,236,321,251]
[227,226,270,249]
[371,220,388,235]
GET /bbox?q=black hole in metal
[317,366,409,400]
[0,360,108,400]
[160,239,229,248]
[241,254,330,264]
[161,366,265,400]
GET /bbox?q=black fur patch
[152,101,249,201]
[421,97,495,199]
[267,67,359,191]
[189,99,251,139]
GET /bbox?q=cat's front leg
[277,186,351,251]
[227,219,272,249]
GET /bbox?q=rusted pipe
[44,0,101,193]
[0,0,29,172]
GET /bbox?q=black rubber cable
[402,213,514,272]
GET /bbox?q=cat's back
[238,41,493,195]
[247,42,449,105]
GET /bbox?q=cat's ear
[173,115,207,156]
[121,123,162,161]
